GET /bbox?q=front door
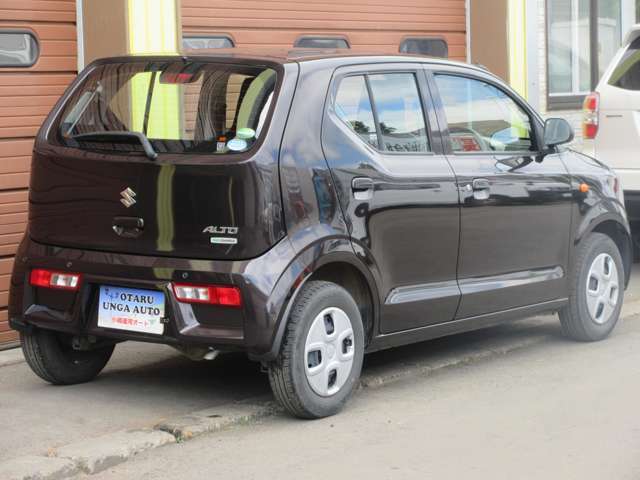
[322,64,460,334]
[429,70,573,319]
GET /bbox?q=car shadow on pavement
[363,315,565,372]
[94,349,271,408]
[93,315,565,409]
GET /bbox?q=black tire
[268,280,365,419]
[21,329,114,385]
[559,233,625,342]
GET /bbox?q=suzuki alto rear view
[10,51,632,418]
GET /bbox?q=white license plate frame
[97,285,165,335]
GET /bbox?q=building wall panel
[182,0,467,61]
[0,0,77,346]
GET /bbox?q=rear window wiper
[70,131,158,160]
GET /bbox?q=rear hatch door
[29,58,290,260]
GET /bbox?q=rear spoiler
[624,24,640,45]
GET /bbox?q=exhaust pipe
[172,345,220,361]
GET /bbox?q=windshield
[57,61,278,155]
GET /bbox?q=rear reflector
[30,269,81,291]
[172,283,242,308]
[582,92,600,140]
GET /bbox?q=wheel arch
[308,261,376,347]
[255,244,380,362]
[577,216,632,287]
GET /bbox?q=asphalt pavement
[88,310,640,480]
[0,266,639,478]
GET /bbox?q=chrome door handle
[352,177,374,200]
[472,178,490,191]
[471,178,491,200]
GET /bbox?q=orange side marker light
[579,183,590,193]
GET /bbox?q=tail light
[30,269,82,291]
[582,92,600,140]
[172,283,242,308]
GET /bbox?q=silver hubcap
[586,253,619,325]
[304,307,355,397]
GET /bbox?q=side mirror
[543,118,574,149]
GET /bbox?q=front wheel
[559,233,625,342]
[268,281,365,419]
[21,329,114,385]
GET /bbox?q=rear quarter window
[609,37,640,91]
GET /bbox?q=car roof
[624,24,640,45]
[92,48,492,84]
[164,47,485,72]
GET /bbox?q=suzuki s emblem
[120,187,137,208]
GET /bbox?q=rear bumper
[9,235,297,359]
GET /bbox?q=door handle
[472,178,490,191]
[471,178,491,200]
[112,216,144,239]
[352,177,374,200]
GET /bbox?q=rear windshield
[57,61,277,155]
[609,37,640,91]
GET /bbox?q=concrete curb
[0,455,79,480]
[53,430,175,475]
[2,303,640,479]
[156,399,278,441]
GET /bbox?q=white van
[587,25,640,250]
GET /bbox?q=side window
[399,38,448,58]
[0,30,39,67]
[368,73,430,153]
[609,37,640,91]
[334,76,378,148]
[182,35,234,50]
[434,74,534,153]
[294,36,350,49]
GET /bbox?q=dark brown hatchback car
[9,51,632,418]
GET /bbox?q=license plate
[98,285,165,335]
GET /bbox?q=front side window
[547,0,624,108]
[609,37,640,90]
[435,75,534,153]
[57,62,277,155]
[0,31,39,67]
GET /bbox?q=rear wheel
[559,233,624,341]
[21,329,114,385]
[268,281,365,419]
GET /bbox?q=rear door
[322,63,460,334]
[428,68,573,319]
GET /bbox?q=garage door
[0,0,77,347]
[181,0,467,61]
